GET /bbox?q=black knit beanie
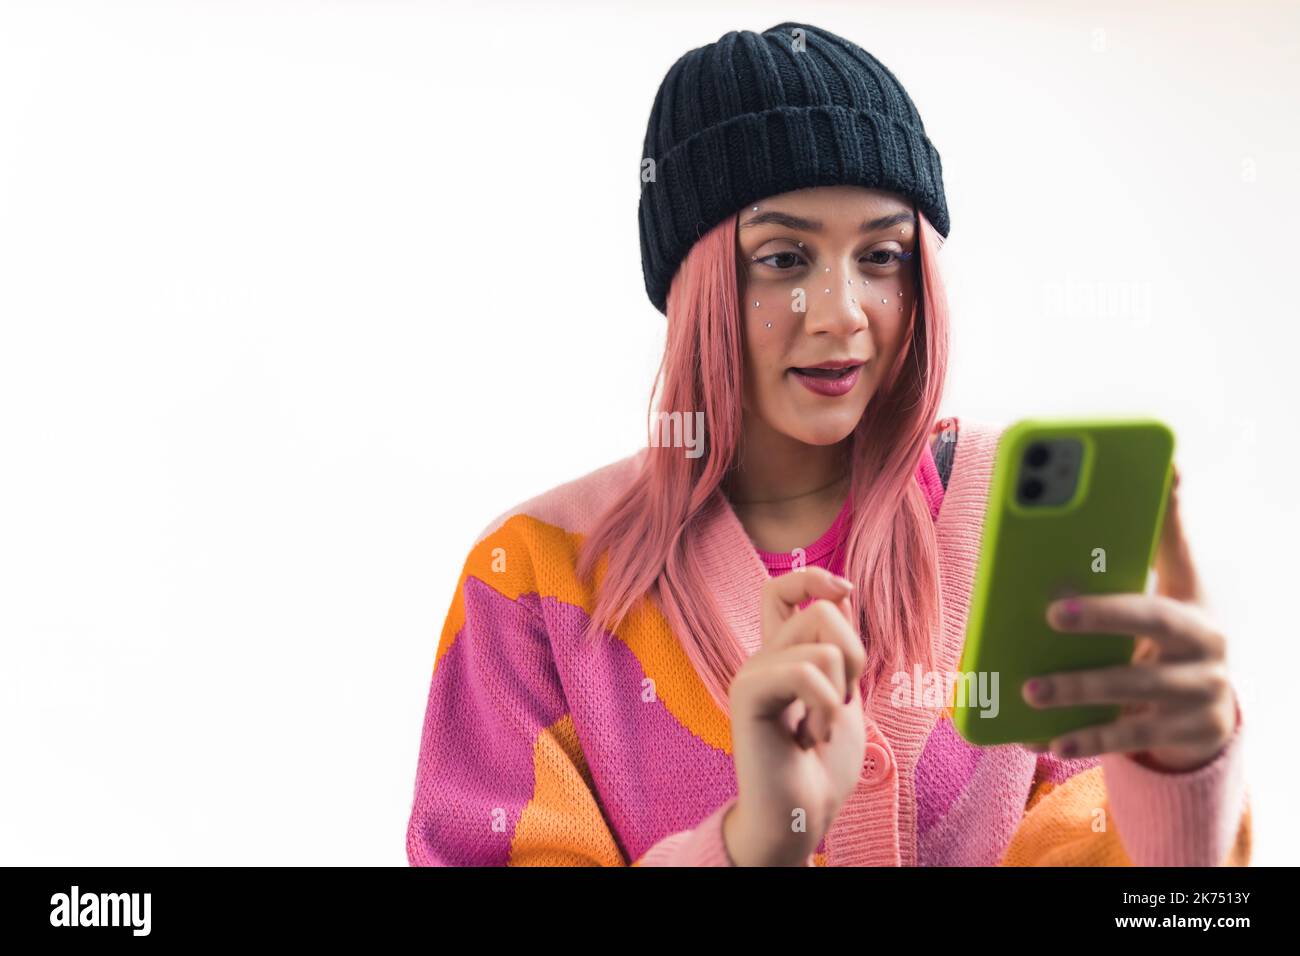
[637,21,950,316]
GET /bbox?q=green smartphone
[950,417,1176,746]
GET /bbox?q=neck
[723,414,851,511]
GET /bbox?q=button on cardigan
[405,417,1251,866]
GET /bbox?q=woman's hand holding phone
[1020,462,1239,771]
[722,566,868,866]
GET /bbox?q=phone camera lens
[1020,478,1044,501]
[1025,443,1050,468]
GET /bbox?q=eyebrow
[739,209,916,233]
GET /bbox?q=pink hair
[576,205,950,716]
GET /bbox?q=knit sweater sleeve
[999,698,1251,866]
[404,520,618,865]
[633,797,739,865]
[634,795,819,866]
[405,518,747,866]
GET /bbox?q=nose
[802,264,870,336]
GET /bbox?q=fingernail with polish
[1026,678,1053,703]
[1052,598,1082,625]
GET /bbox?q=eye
[752,250,806,270]
[861,248,914,269]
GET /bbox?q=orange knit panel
[1224,800,1252,866]
[439,514,732,752]
[1001,768,1253,866]
[1001,767,1134,865]
[508,714,625,866]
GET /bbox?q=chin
[787,409,866,446]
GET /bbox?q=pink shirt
[754,442,948,580]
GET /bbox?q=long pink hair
[575,203,950,716]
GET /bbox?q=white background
[1,0,1296,865]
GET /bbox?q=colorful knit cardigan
[405,417,1251,866]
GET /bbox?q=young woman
[405,21,1249,866]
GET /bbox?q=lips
[789,362,865,397]
[792,365,862,379]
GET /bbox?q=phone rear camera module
[1015,436,1083,507]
